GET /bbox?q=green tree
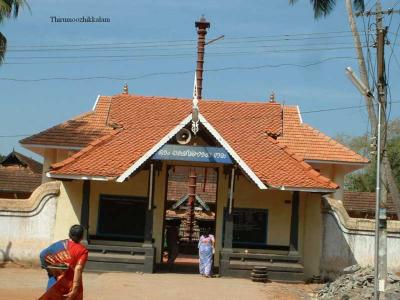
[335,118,400,192]
[0,0,29,64]
[290,0,400,220]
[289,0,364,19]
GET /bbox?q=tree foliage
[336,118,400,192]
[289,0,365,19]
[0,0,29,64]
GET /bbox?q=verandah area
[53,156,320,281]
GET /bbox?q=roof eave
[21,143,83,151]
[305,159,369,166]
[279,185,337,193]
[46,172,112,181]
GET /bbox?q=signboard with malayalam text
[152,144,233,164]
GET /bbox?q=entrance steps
[85,242,155,273]
[220,250,305,282]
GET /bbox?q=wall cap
[0,181,61,212]
[323,196,400,233]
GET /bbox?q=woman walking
[198,228,215,278]
[39,224,88,300]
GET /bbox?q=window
[97,195,147,242]
[224,208,268,249]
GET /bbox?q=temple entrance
[162,165,218,272]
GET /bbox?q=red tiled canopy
[21,94,368,191]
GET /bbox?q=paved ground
[0,265,319,300]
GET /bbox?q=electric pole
[376,1,388,298]
[355,1,400,298]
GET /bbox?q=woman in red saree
[39,225,88,300]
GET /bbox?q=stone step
[226,268,305,282]
[86,244,155,273]
[86,261,145,273]
[228,252,300,262]
[88,252,145,264]
[229,261,304,273]
[87,244,144,254]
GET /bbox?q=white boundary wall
[0,182,60,264]
[320,196,400,279]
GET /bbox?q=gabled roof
[19,96,114,150]
[0,151,42,193]
[46,94,338,191]
[1,151,42,174]
[278,106,368,164]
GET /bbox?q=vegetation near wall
[336,118,400,192]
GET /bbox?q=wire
[3,41,360,53]
[3,46,362,61]
[362,13,377,94]
[3,30,366,48]
[0,56,357,81]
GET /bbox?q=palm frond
[0,31,7,65]
[0,0,30,23]
[311,0,337,18]
[289,0,365,19]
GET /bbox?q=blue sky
[0,0,399,161]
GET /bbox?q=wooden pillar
[220,167,236,276]
[143,163,155,246]
[289,191,300,255]
[81,180,91,242]
[223,167,235,250]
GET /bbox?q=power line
[301,100,400,114]
[4,30,366,49]
[0,56,357,81]
[3,41,361,53]
[3,46,363,61]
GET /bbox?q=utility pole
[354,1,400,298]
[375,1,388,298]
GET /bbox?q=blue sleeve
[39,240,66,268]
[39,247,50,268]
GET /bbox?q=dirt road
[0,266,317,300]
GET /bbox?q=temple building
[19,90,368,280]
[17,17,369,281]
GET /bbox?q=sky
[0,0,399,162]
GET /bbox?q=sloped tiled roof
[0,167,42,193]
[0,151,42,193]
[343,191,397,216]
[20,96,114,148]
[48,94,337,191]
[278,107,368,164]
[1,151,43,174]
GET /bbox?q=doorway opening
[162,165,218,272]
